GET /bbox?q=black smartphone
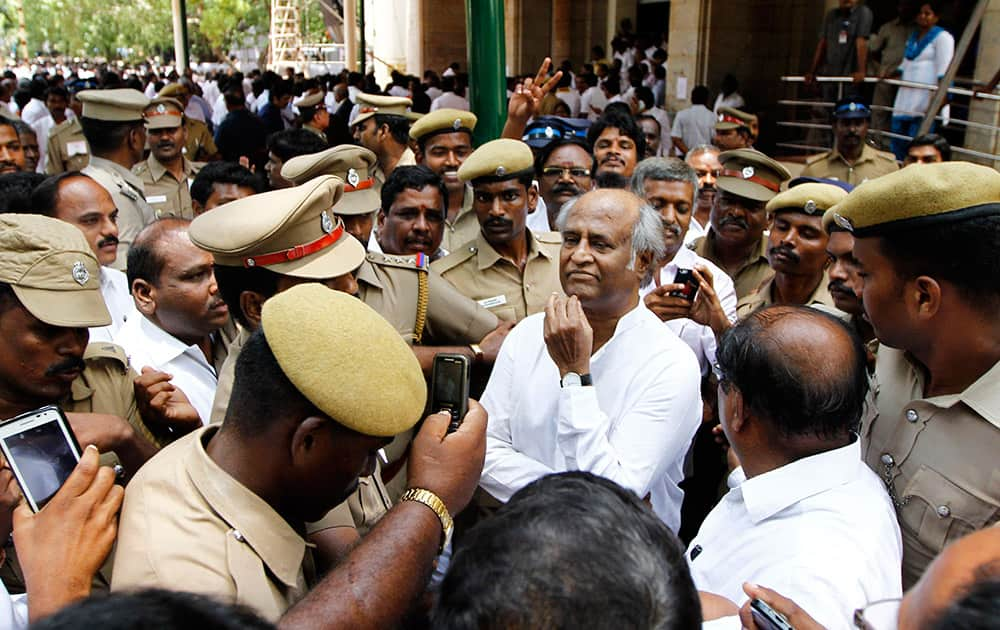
[0,405,82,512]
[669,268,700,300]
[431,354,471,434]
[751,599,794,630]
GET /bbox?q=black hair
[380,164,447,214]
[715,305,868,440]
[126,219,191,289]
[80,117,144,156]
[691,85,709,105]
[930,574,1000,630]
[13,88,30,111]
[587,107,646,158]
[30,171,92,217]
[0,171,47,213]
[602,75,621,96]
[581,73,598,88]
[636,114,661,135]
[877,215,1000,314]
[266,128,328,162]
[31,588,275,630]
[907,133,951,161]
[0,281,15,315]
[45,85,69,101]
[372,113,411,146]
[29,76,48,100]
[634,86,655,109]
[190,161,265,206]
[434,472,701,630]
[213,264,282,330]
[225,326,317,435]
[534,137,596,177]
[224,89,246,108]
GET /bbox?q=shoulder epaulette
[83,342,129,368]
[429,244,476,274]
[367,251,428,271]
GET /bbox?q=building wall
[421,0,468,77]
[965,0,999,167]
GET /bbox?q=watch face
[562,373,582,387]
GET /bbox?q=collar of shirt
[446,185,475,229]
[130,313,212,371]
[356,257,381,289]
[895,352,1000,430]
[186,425,311,588]
[474,228,553,271]
[829,143,879,167]
[733,440,867,523]
[147,154,195,183]
[662,244,701,278]
[90,156,146,194]
[699,230,768,271]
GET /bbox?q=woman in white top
[886,2,954,160]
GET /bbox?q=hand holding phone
[0,405,82,512]
[669,268,700,301]
[431,354,471,434]
[751,598,795,630]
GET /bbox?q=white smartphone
[0,405,81,512]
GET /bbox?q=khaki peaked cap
[766,182,847,217]
[350,94,420,127]
[458,138,534,183]
[716,148,791,202]
[77,88,149,122]
[144,97,185,130]
[409,108,477,142]
[280,145,380,215]
[716,106,754,131]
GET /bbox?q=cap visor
[349,112,375,128]
[334,188,381,216]
[268,233,366,279]
[12,285,112,328]
[717,177,777,203]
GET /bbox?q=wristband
[400,487,454,554]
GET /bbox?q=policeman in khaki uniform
[800,98,899,187]
[294,90,329,141]
[690,148,790,299]
[158,83,219,162]
[78,89,157,271]
[409,109,479,253]
[735,181,847,319]
[826,162,1000,588]
[45,116,89,174]
[432,138,563,322]
[112,285,433,621]
[713,106,755,150]
[133,97,203,219]
[349,93,419,186]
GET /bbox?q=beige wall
[422,0,467,77]
[964,1,999,167]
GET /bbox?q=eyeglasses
[853,598,902,630]
[541,166,591,179]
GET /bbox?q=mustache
[662,222,682,237]
[829,279,855,295]
[485,217,513,229]
[699,184,716,195]
[769,244,800,264]
[719,215,748,230]
[97,235,118,249]
[45,356,86,377]
[551,182,581,196]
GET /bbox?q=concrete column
[370,0,407,86]
[964,0,1000,167]
[345,0,358,71]
[666,0,708,112]
[406,0,423,76]
[505,0,521,76]
[551,0,571,63]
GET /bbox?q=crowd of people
[0,4,996,629]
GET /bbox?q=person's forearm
[672,137,688,157]
[856,39,868,76]
[501,116,528,141]
[279,501,441,629]
[26,573,90,622]
[412,345,476,374]
[112,427,158,479]
[808,40,826,75]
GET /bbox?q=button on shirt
[481,301,702,531]
[114,314,219,424]
[688,441,902,629]
[639,247,737,374]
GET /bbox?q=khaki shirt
[800,143,899,187]
[111,426,314,621]
[44,117,90,174]
[863,348,1000,588]
[83,157,156,271]
[184,118,218,162]
[133,155,203,219]
[302,124,328,142]
[432,230,563,322]
[373,146,417,186]
[691,231,774,300]
[735,273,843,319]
[440,186,479,255]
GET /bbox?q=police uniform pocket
[491,305,518,322]
[901,466,999,553]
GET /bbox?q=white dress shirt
[581,86,608,121]
[688,440,903,629]
[481,301,702,531]
[684,217,708,245]
[89,267,133,343]
[671,104,717,154]
[114,314,219,424]
[525,199,552,233]
[0,583,28,630]
[431,91,470,112]
[639,247,737,374]
[20,98,48,126]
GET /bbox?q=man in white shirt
[690,305,902,628]
[31,171,132,342]
[684,144,722,244]
[114,219,231,423]
[671,85,717,157]
[480,188,702,531]
[430,76,470,112]
[578,74,607,122]
[633,158,736,373]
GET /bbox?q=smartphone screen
[433,358,466,411]
[1,408,80,511]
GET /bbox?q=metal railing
[776,75,1000,164]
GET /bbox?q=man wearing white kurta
[480,189,701,532]
[691,305,902,629]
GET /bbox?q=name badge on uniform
[146,195,168,204]
[67,140,87,156]
[478,295,507,309]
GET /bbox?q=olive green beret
[716,106,754,131]
[716,148,791,202]
[144,97,184,130]
[0,213,110,327]
[261,283,427,437]
[350,94,419,127]
[409,108,477,142]
[77,89,150,122]
[294,91,324,109]
[458,138,534,183]
[826,162,1000,237]
[766,182,847,216]
[281,145,380,215]
[189,175,365,279]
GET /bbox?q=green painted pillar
[465,0,506,146]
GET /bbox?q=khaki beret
[0,213,110,328]
[825,162,1000,237]
[716,148,791,202]
[349,93,419,127]
[77,89,150,122]
[261,283,426,437]
[281,145,380,215]
[409,108,477,142]
[144,97,185,130]
[766,182,847,217]
[157,83,189,99]
[189,175,365,279]
[716,106,754,131]
[294,90,324,109]
[458,138,534,183]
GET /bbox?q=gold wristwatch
[400,487,454,554]
[469,343,484,363]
